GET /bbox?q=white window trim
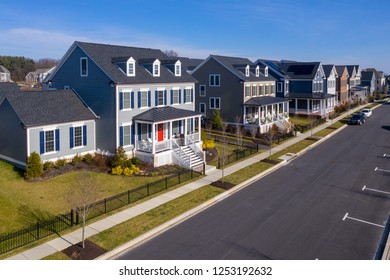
[245,65,250,77]
[209,97,221,109]
[72,125,85,149]
[264,66,269,77]
[256,66,260,77]
[140,90,149,109]
[209,74,220,87]
[43,128,57,155]
[156,89,165,107]
[121,122,132,147]
[175,61,181,76]
[185,86,193,104]
[153,59,160,77]
[171,87,180,105]
[127,57,136,77]
[121,91,132,111]
[80,57,88,77]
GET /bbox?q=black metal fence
[0,169,201,255]
[217,146,258,169]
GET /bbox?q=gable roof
[0,82,19,93]
[0,89,97,127]
[60,41,197,84]
[277,62,322,79]
[335,66,348,77]
[360,70,376,81]
[194,55,275,82]
[0,65,10,74]
[322,65,336,78]
[256,59,291,80]
[133,106,202,123]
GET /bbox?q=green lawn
[223,161,275,185]
[43,185,225,259]
[0,161,168,234]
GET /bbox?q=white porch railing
[186,133,205,163]
[136,140,152,153]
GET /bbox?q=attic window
[265,66,269,77]
[153,59,160,77]
[245,65,250,77]
[175,61,181,76]
[127,57,136,77]
[256,66,260,77]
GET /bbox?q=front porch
[290,95,336,117]
[243,96,290,133]
[132,106,205,169]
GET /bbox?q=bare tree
[205,119,213,138]
[67,172,99,249]
[264,124,279,159]
[164,50,179,57]
[234,116,243,150]
[249,124,258,143]
[220,119,229,184]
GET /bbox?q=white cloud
[0,28,87,59]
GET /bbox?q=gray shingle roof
[75,41,197,84]
[243,96,288,106]
[2,89,97,127]
[287,92,335,99]
[0,82,19,93]
[277,62,321,79]
[210,55,276,82]
[133,106,202,123]
[322,65,335,78]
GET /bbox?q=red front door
[157,124,164,142]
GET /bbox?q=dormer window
[256,66,260,77]
[127,57,136,77]
[153,59,160,77]
[175,61,181,76]
[265,66,269,77]
[245,65,250,77]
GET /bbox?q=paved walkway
[7,105,389,260]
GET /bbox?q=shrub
[55,158,67,168]
[25,152,43,179]
[123,167,134,176]
[94,153,109,171]
[131,157,142,166]
[202,138,215,149]
[111,146,128,168]
[111,166,123,175]
[212,109,222,130]
[83,153,94,165]
[71,154,82,166]
[43,161,54,171]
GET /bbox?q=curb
[96,160,287,260]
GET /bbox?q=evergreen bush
[25,152,43,179]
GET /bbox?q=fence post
[178,171,181,184]
[147,183,150,196]
[165,176,168,190]
[70,209,74,226]
[104,198,107,213]
[36,221,39,240]
[128,190,130,204]
[218,158,221,169]
[191,169,193,179]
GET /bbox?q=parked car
[361,108,372,118]
[349,113,366,125]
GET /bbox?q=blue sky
[1,0,389,73]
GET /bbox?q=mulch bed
[260,158,280,165]
[62,240,107,260]
[211,180,236,190]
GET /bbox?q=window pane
[173,90,179,104]
[45,130,54,152]
[74,126,83,147]
[123,92,130,109]
[123,126,131,146]
[141,91,148,107]
[157,91,164,106]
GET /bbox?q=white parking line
[374,167,390,173]
[362,185,390,195]
[342,213,385,228]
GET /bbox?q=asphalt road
[115,104,390,260]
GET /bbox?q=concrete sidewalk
[7,104,388,260]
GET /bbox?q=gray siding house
[277,62,336,117]
[191,55,289,133]
[256,59,291,99]
[47,41,204,169]
[0,89,97,169]
[0,65,11,82]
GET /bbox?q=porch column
[243,106,247,124]
[152,123,156,154]
[320,100,323,116]
[184,118,188,145]
[295,99,298,114]
[307,100,310,115]
[265,105,268,122]
[169,121,172,149]
[198,116,201,141]
[277,103,279,119]
[257,106,261,123]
